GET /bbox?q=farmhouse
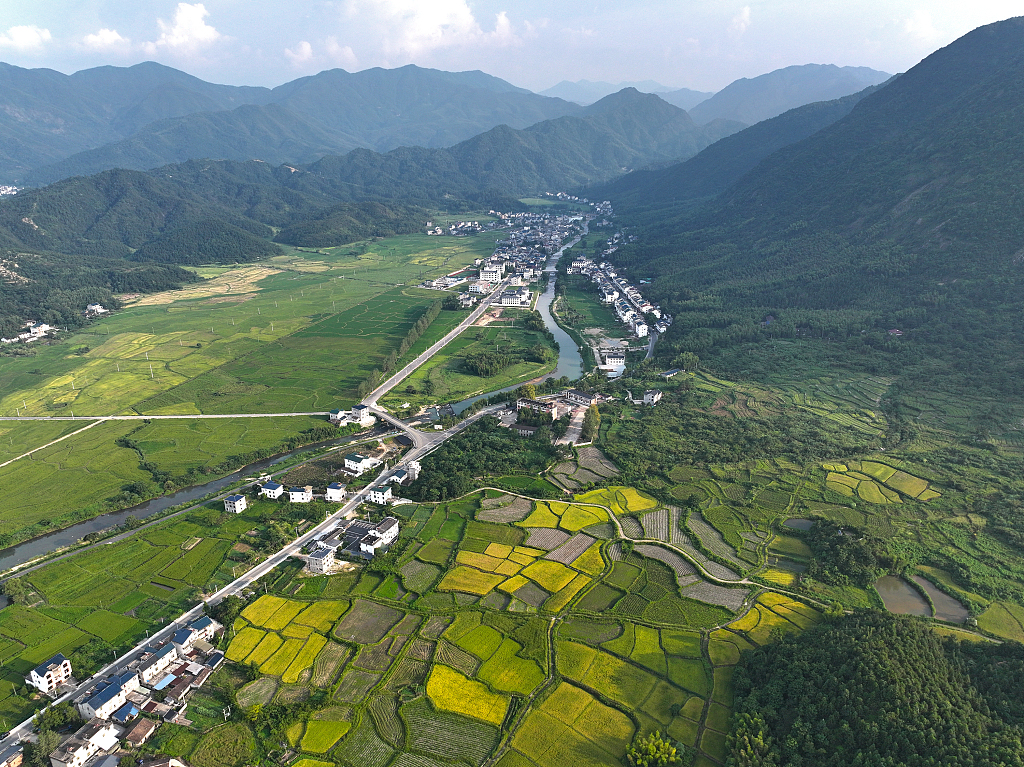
[288,486,313,503]
[643,390,663,406]
[307,546,335,574]
[137,643,179,686]
[360,517,399,555]
[188,615,220,643]
[77,674,133,720]
[171,627,199,655]
[49,720,119,767]
[223,494,247,514]
[468,280,492,294]
[259,481,284,500]
[329,405,376,428]
[565,389,599,407]
[516,398,558,420]
[27,653,73,695]
[325,482,346,502]
[516,425,538,437]
[344,453,377,476]
[367,485,393,505]
[385,469,408,485]
[122,718,158,748]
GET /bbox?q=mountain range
[602,17,1024,400]
[539,79,713,110]
[1,60,891,187]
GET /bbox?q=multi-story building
[223,494,247,514]
[27,654,73,695]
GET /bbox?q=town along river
[453,223,587,414]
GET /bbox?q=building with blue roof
[224,494,248,514]
[27,652,72,695]
[259,481,284,499]
[112,702,139,724]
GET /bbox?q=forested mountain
[0,62,579,184]
[730,612,1024,766]
[595,82,886,213]
[687,63,890,125]
[538,79,710,106]
[608,16,1024,401]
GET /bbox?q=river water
[0,437,359,573]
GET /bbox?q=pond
[875,575,932,618]
[911,575,969,623]
[783,518,815,531]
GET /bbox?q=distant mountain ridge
[0,61,581,185]
[687,64,891,125]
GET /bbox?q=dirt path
[0,418,107,469]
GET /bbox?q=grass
[426,664,509,726]
[190,723,256,767]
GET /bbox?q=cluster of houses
[425,220,488,236]
[328,405,377,429]
[27,616,224,767]
[306,515,400,572]
[567,253,673,340]
[1,321,51,345]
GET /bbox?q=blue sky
[0,1,1020,91]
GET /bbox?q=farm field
[0,496,286,724]
[377,321,558,414]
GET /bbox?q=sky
[0,1,1020,92]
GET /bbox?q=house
[27,653,73,695]
[259,481,284,500]
[602,351,626,367]
[0,744,24,767]
[328,408,346,424]
[516,425,538,437]
[344,453,376,476]
[138,644,179,686]
[49,720,119,767]
[458,293,477,308]
[325,482,346,502]
[499,288,531,307]
[111,702,139,725]
[516,398,558,420]
[643,390,663,406]
[634,322,649,338]
[188,615,220,643]
[123,718,159,748]
[406,460,421,481]
[77,677,129,720]
[564,389,598,407]
[85,304,108,315]
[171,627,199,656]
[307,546,335,574]
[288,486,313,503]
[480,266,502,282]
[367,485,393,505]
[223,494,247,514]
[359,517,399,555]
[661,369,682,380]
[351,405,376,426]
[385,469,408,485]
[468,280,492,294]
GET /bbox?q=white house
[259,481,284,500]
[634,322,649,338]
[480,266,503,282]
[385,469,408,485]
[223,494,247,514]
[325,482,346,502]
[368,485,393,505]
[188,615,221,643]
[171,627,199,655]
[288,486,313,503]
[468,281,492,294]
[49,720,119,767]
[85,304,108,315]
[407,460,422,481]
[643,390,663,406]
[77,677,130,720]
[27,653,73,695]
[602,351,626,366]
[565,389,599,407]
[138,643,178,686]
[344,453,376,476]
[307,546,335,574]
[359,517,400,555]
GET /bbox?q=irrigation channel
[0,431,389,573]
[453,225,587,414]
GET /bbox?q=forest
[728,612,1024,766]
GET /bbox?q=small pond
[911,575,969,623]
[783,518,814,531]
[875,575,932,618]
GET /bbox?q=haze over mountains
[0,60,888,187]
[539,79,713,110]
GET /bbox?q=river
[0,435,372,573]
[452,222,587,414]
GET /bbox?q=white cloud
[902,9,943,44]
[326,37,359,68]
[82,28,129,50]
[344,0,520,60]
[143,3,222,54]
[285,40,314,65]
[0,25,52,51]
[729,6,751,38]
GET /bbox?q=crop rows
[420,616,452,640]
[368,694,405,748]
[577,446,620,477]
[334,717,394,767]
[686,511,746,567]
[401,697,500,766]
[407,638,435,661]
[641,509,670,541]
[477,495,534,523]
[544,533,596,565]
[334,669,382,703]
[634,545,699,588]
[436,640,480,676]
[681,581,749,611]
[354,639,398,673]
[620,516,643,539]
[524,527,570,550]
[312,643,349,687]
[390,753,452,767]
[608,542,624,561]
[386,657,429,691]
[514,582,549,608]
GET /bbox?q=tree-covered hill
[607,16,1024,401]
[729,612,1024,766]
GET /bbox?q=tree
[581,403,601,442]
[627,731,687,767]
[209,595,244,627]
[2,577,31,606]
[519,383,537,400]
[29,731,61,767]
